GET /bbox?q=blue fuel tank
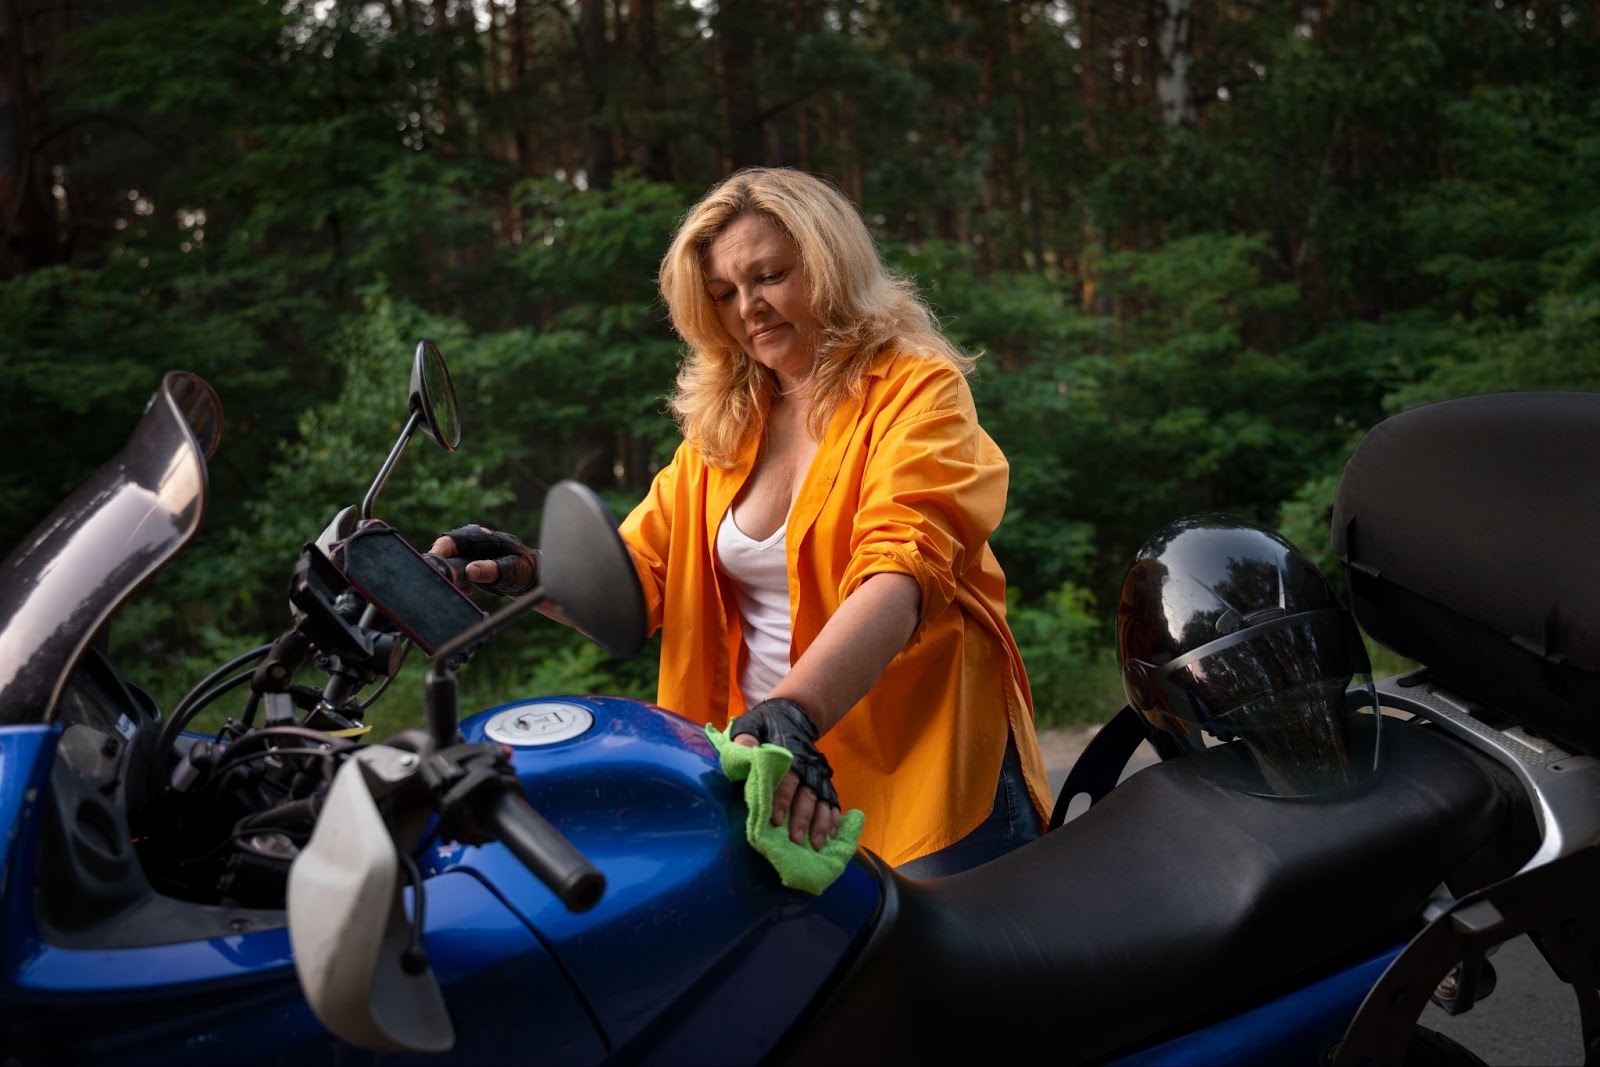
[435,695,883,1063]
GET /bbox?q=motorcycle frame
[1330,675,1600,1064]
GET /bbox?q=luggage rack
[1378,671,1600,877]
[1334,671,1600,1066]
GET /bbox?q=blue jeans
[893,735,1041,878]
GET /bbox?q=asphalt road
[1040,732,1584,1065]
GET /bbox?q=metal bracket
[1332,845,1600,1066]
[1429,953,1497,1017]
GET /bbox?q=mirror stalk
[361,410,422,521]
[424,584,548,747]
[424,667,459,749]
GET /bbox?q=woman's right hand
[429,524,540,597]
[729,698,843,851]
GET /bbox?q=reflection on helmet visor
[1141,609,1381,797]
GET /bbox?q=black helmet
[1117,514,1382,798]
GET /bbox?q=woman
[437,168,1049,876]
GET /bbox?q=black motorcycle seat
[776,720,1535,1066]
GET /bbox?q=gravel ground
[1037,723,1100,779]
[1037,723,1158,819]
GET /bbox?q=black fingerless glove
[439,524,540,597]
[728,698,839,810]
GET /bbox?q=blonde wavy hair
[659,167,975,468]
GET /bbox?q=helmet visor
[1141,609,1382,798]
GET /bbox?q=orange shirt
[619,351,1050,865]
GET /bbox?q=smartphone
[335,522,486,655]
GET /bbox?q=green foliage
[955,232,1347,610]
[13,0,1600,735]
[1383,88,1600,406]
[493,174,687,480]
[1008,581,1125,728]
[1275,468,1347,591]
[0,259,292,550]
[238,295,497,536]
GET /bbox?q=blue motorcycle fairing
[0,693,877,1065]
[0,726,56,907]
[0,723,60,940]
[1105,948,1400,1067]
[5,852,605,1067]
[0,729,606,1063]
[440,694,881,1064]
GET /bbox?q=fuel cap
[482,702,595,747]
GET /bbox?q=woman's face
[702,213,821,388]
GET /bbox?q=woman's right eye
[711,290,734,305]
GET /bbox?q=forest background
[4,0,1599,736]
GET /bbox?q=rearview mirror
[411,340,460,452]
[538,481,646,661]
[362,341,462,520]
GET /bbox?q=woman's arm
[430,447,685,634]
[735,570,920,850]
[768,571,920,733]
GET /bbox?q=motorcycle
[1,345,1596,1066]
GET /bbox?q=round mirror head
[537,481,646,660]
[410,340,461,452]
[165,371,223,460]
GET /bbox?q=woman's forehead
[702,214,797,280]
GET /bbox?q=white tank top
[714,508,792,707]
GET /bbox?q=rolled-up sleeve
[838,396,1009,636]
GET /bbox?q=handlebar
[487,790,606,912]
[415,739,605,914]
[423,551,470,588]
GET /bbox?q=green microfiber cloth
[706,724,865,895]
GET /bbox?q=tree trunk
[1079,0,1101,154]
[578,0,614,189]
[1,0,66,275]
[430,0,460,149]
[716,0,763,170]
[1152,0,1197,127]
[999,4,1042,271]
[1077,0,1108,311]
[508,0,533,175]
[627,0,672,180]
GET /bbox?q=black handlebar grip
[488,791,606,912]
[423,552,471,590]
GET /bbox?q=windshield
[0,372,218,724]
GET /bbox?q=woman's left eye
[760,271,785,284]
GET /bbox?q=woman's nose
[739,288,766,319]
